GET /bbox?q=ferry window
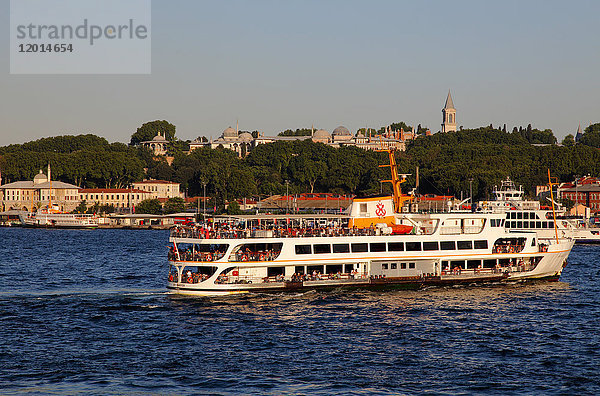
[391,263,397,269]
[409,262,415,269]
[451,260,465,268]
[523,222,529,229]
[401,263,407,269]
[333,244,350,253]
[360,203,367,213]
[474,240,488,249]
[535,221,541,228]
[382,263,388,270]
[457,240,473,250]
[549,221,554,228]
[370,243,386,252]
[440,241,455,250]
[467,260,481,269]
[351,243,368,253]
[388,242,404,251]
[295,266,305,274]
[423,241,439,251]
[483,259,497,268]
[267,267,285,277]
[313,244,331,254]
[517,221,523,228]
[542,221,548,228]
[530,221,535,228]
[517,212,523,219]
[406,242,421,251]
[295,245,312,255]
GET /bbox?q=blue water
[0,228,599,395]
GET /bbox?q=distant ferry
[19,205,99,229]
[166,154,574,296]
[480,177,600,243]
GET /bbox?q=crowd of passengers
[492,242,525,254]
[443,257,534,276]
[170,223,377,239]
[168,246,225,262]
[234,247,280,262]
[168,270,211,284]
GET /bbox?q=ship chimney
[47,163,51,182]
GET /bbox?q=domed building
[222,126,238,140]
[332,126,352,142]
[238,132,253,142]
[141,132,169,156]
[312,129,331,144]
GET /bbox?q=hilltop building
[0,164,81,212]
[575,124,584,143]
[189,125,426,157]
[441,90,457,133]
[141,132,169,156]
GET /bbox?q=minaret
[441,90,457,133]
[575,123,584,143]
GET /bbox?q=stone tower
[441,90,457,133]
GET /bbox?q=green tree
[227,200,243,215]
[278,128,314,136]
[73,200,87,213]
[562,134,575,147]
[164,197,185,214]
[130,120,176,146]
[136,199,162,214]
[580,123,600,148]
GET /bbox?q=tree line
[1,122,600,210]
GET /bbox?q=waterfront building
[441,90,457,133]
[559,176,600,214]
[132,179,184,199]
[79,188,153,211]
[0,164,80,212]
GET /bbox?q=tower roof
[444,90,455,110]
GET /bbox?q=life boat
[391,224,413,235]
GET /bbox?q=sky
[1,0,599,146]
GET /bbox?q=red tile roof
[80,188,148,194]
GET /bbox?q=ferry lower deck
[166,230,573,296]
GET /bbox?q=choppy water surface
[0,228,599,394]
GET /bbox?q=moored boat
[19,204,99,229]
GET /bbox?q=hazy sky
[1,0,599,146]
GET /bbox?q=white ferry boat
[480,177,599,243]
[19,205,99,229]
[167,154,574,296]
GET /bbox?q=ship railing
[168,251,226,262]
[170,226,377,239]
[213,273,368,285]
[171,273,212,284]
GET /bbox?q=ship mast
[377,148,413,213]
[547,169,560,243]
